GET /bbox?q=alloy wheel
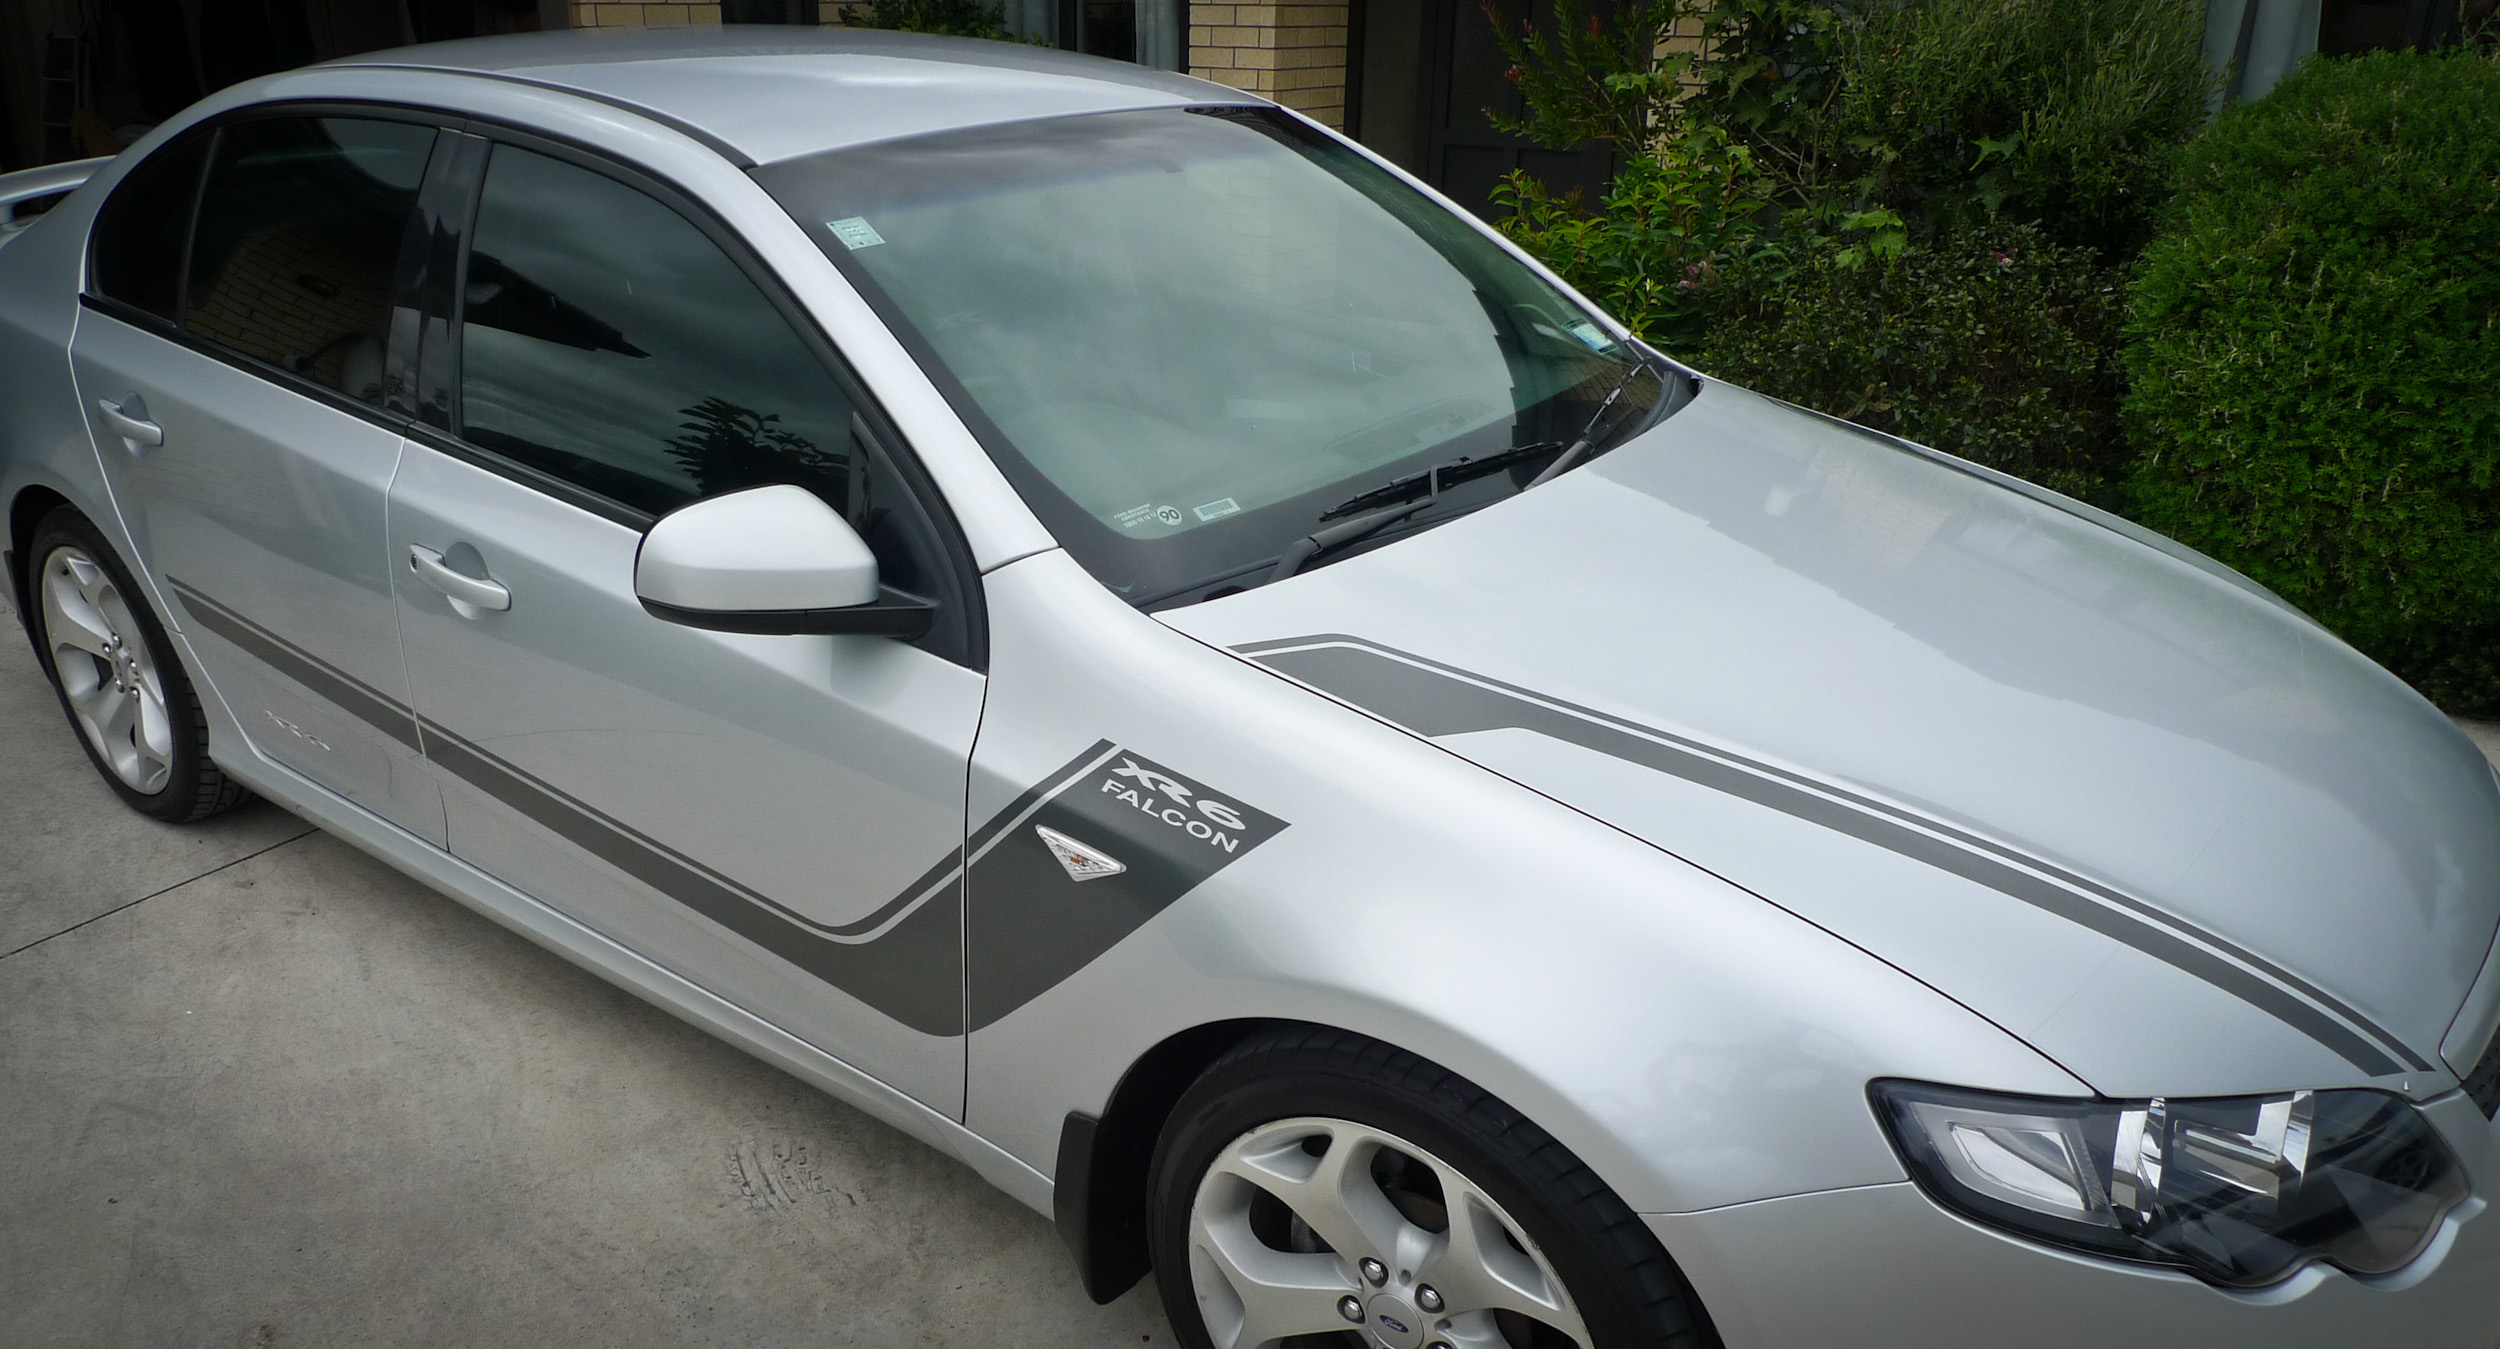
[40,544,175,794]
[1187,1115,1591,1349]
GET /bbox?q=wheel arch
[1054,1013,1737,1349]
[1054,1016,1292,1304]
[7,482,74,644]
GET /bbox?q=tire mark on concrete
[724,1138,853,1214]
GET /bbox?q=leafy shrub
[1484,0,1901,352]
[1807,0,2215,255]
[2124,50,2500,711]
[1493,127,1781,350]
[1483,0,2200,513]
[1489,0,2212,256]
[1487,0,1709,153]
[1705,223,2131,501]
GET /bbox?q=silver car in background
[4,28,2499,1349]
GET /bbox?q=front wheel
[1148,1028,1718,1349]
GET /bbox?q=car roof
[325,27,1249,167]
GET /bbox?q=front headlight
[1871,1079,2469,1287]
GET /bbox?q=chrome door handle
[96,395,164,450]
[408,544,511,612]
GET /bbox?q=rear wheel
[25,508,246,823]
[1148,1028,1717,1349]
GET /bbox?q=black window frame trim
[77,95,990,672]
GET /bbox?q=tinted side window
[185,117,435,405]
[457,145,856,520]
[89,132,211,321]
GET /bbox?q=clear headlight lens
[1871,1080,2469,1287]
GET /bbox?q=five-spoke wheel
[1188,1115,1590,1349]
[40,542,175,794]
[1152,1028,1718,1349]
[23,507,245,822]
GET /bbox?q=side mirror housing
[634,484,933,638]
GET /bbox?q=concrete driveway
[4,585,2498,1349]
[0,589,1170,1348]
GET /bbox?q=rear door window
[88,131,212,322]
[183,116,436,406]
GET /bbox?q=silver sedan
[4,28,2498,1349]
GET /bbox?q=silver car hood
[1163,381,2500,1098]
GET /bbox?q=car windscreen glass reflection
[757,107,1669,604]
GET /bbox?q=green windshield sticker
[1569,320,1610,350]
[827,216,886,250]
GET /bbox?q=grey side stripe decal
[160,582,1270,1036]
[169,580,422,750]
[169,577,969,1031]
[417,718,969,1034]
[1239,634,2426,1077]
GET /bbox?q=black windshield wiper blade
[1267,356,1656,586]
[1315,439,1565,524]
[1267,499,1430,583]
[1525,356,1652,490]
[1271,439,1565,583]
[1271,440,1563,583]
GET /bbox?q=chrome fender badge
[1035,825,1126,882]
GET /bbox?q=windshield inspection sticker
[1192,498,1241,522]
[1569,319,1612,350]
[826,216,886,250]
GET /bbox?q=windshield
[755,106,1679,606]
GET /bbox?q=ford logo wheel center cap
[1365,1293,1425,1349]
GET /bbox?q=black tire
[1148,1026,1719,1349]
[23,507,249,823]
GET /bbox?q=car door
[69,110,446,843]
[386,132,985,1113]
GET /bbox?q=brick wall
[1189,1,1351,128]
[571,2,724,25]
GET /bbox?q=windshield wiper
[1314,439,1565,525]
[1524,356,1651,490]
[1265,354,1661,585]
[1266,500,1430,583]
[1268,440,1563,583]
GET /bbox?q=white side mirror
[635,485,928,637]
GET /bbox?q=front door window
[456,145,859,520]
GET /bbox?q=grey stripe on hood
[1239,633,2426,1078]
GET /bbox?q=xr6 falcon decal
[967,743,1286,1030]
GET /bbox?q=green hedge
[1704,224,2131,502]
[2124,51,2500,711]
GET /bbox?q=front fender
[962,549,2082,1219]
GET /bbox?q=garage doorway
[1350,0,1616,221]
